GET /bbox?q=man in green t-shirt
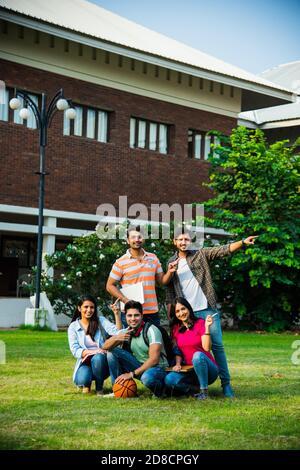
[103,300,167,397]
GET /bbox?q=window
[149,122,157,151]
[2,236,37,268]
[63,104,108,143]
[13,94,38,129]
[87,109,96,139]
[138,120,146,148]
[0,88,9,122]
[130,117,169,154]
[73,105,83,136]
[188,129,220,160]
[0,87,39,129]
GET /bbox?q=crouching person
[165,298,219,400]
[68,294,124,395]
[102,300,167,397]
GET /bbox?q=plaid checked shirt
[165,244,232,309]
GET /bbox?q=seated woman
[68,294,129,395]
[165,297,219,400]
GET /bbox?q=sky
[88,0,300,76]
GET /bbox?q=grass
[0,329,299,450]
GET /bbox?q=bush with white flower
[24,230,174,319]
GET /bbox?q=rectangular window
[130,117,169,154]
[74,106,83,136]
[1,88,40,129]
[130,118,136,148]
[188,129,217,160]
[194,133,202,159]
[159,124,168,154]
[86,109,96,139]
[2,236,36,269]
[204,134,211,160]
[63,109,70,135]
[26,94,38,129]
[13,96,24,125]
[12,92,39,129]
[63,104,108,142]
[98,111,108,143]
[0,89,9,121]
[138,120,146,148]
[149,122,157,151]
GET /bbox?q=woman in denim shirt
[68,294,124,395]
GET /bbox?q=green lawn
[0,329,299,450]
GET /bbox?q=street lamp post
[10,89,76,309]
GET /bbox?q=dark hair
[169,297,198,333]
[71,294,99,340]
[127,225,144,239]
[124,300,143,315]
[173,227,194,240]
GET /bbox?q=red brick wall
[0,59,237,215]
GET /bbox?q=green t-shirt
[122,324,168,368]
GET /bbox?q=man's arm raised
[203,235,258,260]
[229,235,258,253]
[156,259,179,286]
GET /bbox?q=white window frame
[189,129,219,160]
[0,89,9,122]
[64,104,108,142]
[130,117,169,154]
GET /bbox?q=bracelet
[131,370,137,378]
[204,333,211,335]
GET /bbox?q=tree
[204,126,300,330]
[25,228,173,319]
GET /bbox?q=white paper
[119,282,144,311]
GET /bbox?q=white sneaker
[101,392,115,398]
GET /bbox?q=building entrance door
[0,257,18,296]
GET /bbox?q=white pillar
[42,216,56,278]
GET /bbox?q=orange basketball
[112,378,138,398]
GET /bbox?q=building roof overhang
[0,2,296,112]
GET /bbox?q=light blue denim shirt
[68,316,119,382]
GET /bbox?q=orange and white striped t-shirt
[109,249,163,315]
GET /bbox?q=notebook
[119,282,144,310]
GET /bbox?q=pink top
[172,319,218,366]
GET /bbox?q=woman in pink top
[165,297,219,400]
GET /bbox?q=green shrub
[25,229,174,320]
[203,127,300,330]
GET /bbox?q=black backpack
[124,321,174,366]
[143,321,175,366]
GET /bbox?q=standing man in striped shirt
[106,226,175,326]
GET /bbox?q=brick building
[0,0,294,296]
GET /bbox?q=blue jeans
[121,312,160,328]
[74,353,109,391]
[107,347,166,397]
[194,308,230,386]
[165,352,219,393]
